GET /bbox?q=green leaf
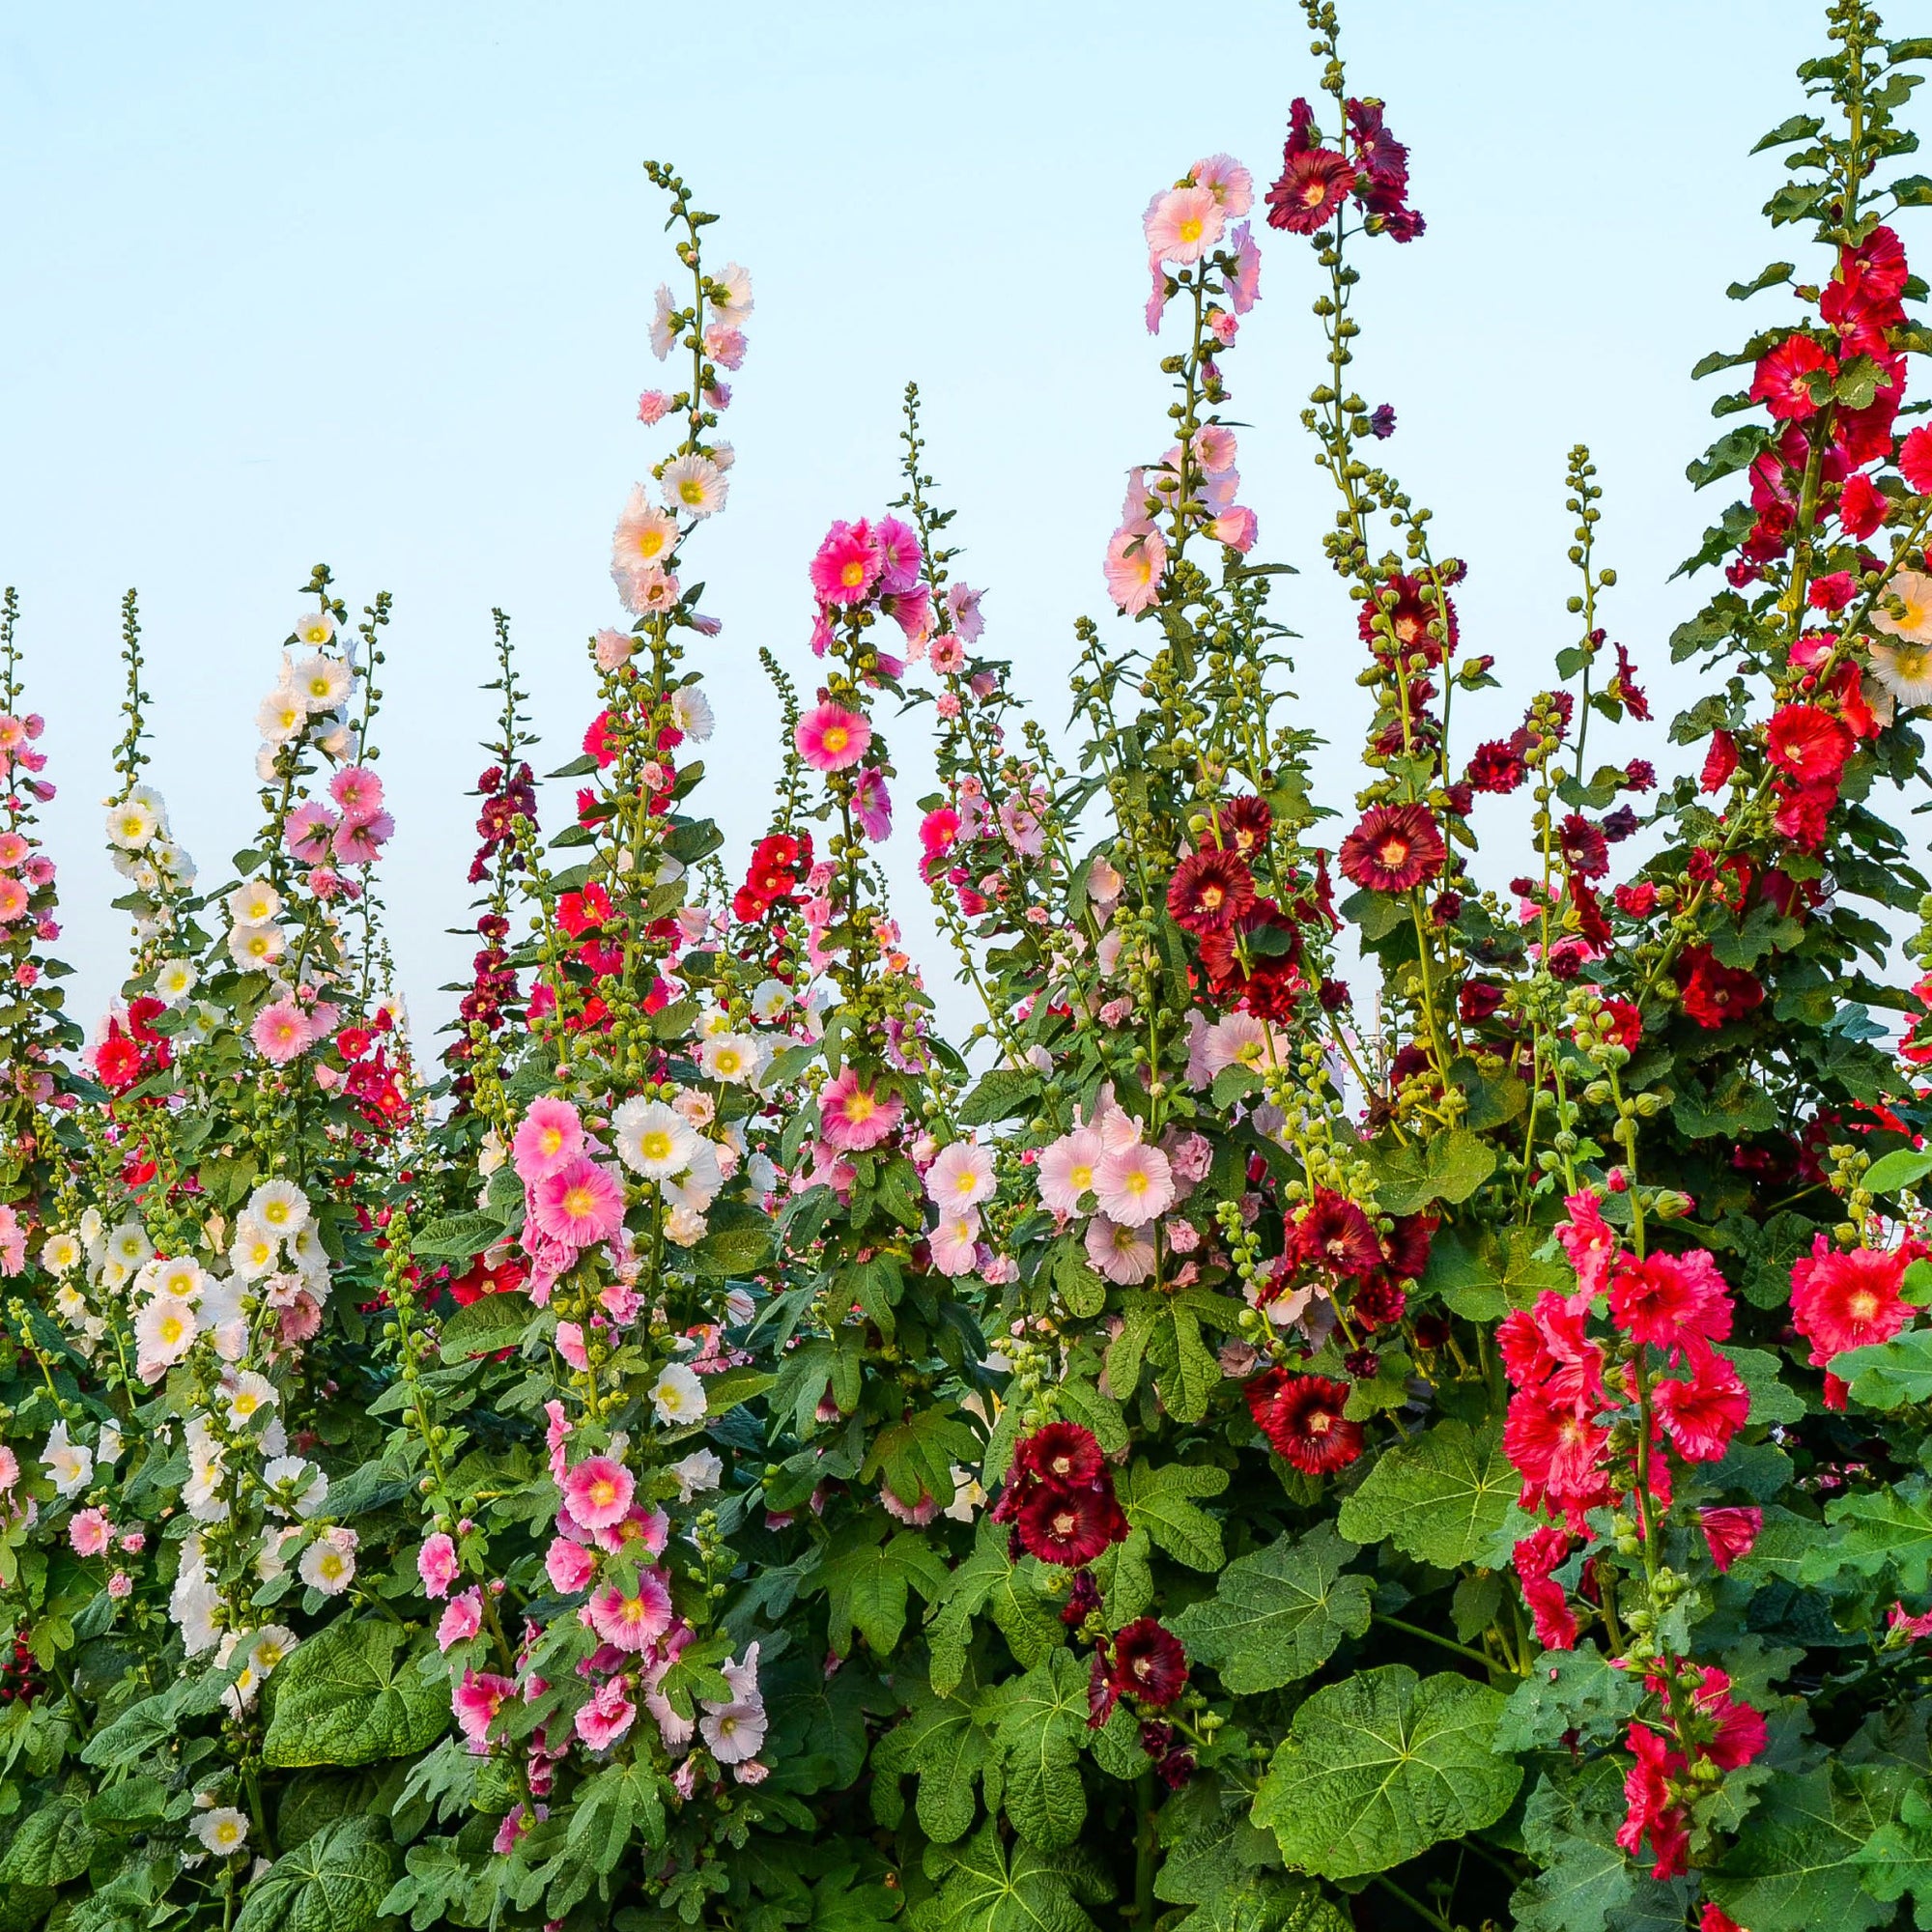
[264,1623,449,1768]
[928,1519,1065,1698]
[1803,1478,1932,1594]
[1833,1330,1932,1410]
[1716,1344,1807,1426]
[410,1211,504,1260]
[911,1822,1112,1932]
[989,1649,1090,1848]
[1120,1458,1229,1572]
[566,1759,666,1875]
[1168,1522,1371,1693]
[0,1794,92,1886]
[1253,1665,1521,1880]
[1495,1645,1640,1753]
[1512,1760,1693,1932]
[1370,1126,1496,1216]
[1854,1774,1932,1927]
[957,1069,1043,1128]
[1706,1765,1903,1932]
[1728,260,1796,299]
[1863,1148,1932,1194]
[872,1666,993,1844]
[690,1225,775,1278]
[234,1817,395,1932]
[1335,1419,1513,1569]
[438,1293,531,1361]
[817,1520,952,1658]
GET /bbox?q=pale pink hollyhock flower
[1166,1131,1214,1185]
[1145,185,1225,264]
[1204,1011,1276,1078]
[999,798,1045,857]
[332,810,394,865]
[637,390,671,425]
[70,1507,114,1557]
[1105,527,1166,615]
[852,768,893,841]
[661,453,727,519]
[929,1210,980,1277]
[701,322,746,369]
[587,1570,673,1652]
[1208,309,1237,346]
[1087,1213,1158,1285]
[417,1531,460,1600]
[530,1157,625,1249]
[1095,1142,1175,1227]
[546,1535,597,1594]
[1165,1217,1202,1254]
[793,702,871,773]
[281,801,336,866]
[1210,507,1259,554]
[0,1208,24,1276]
[946,582,985,642]
[107,1570,133,1600]
[925,1141,996,1211]
[817,1068,903,1151]
[1037,1129,1105,1216]
[1227,222,1262,313]
[120,1528,145,1552]
[562,1456,636,1531]
[576,1677,638,1750]
[555,1321,591,1372]
[810,520,882,605]
[593,628,635,671]
[611,486,677,576]
[929,635,966,675]
[437,1586,483,1652]
[1193,425,1238,474]
[279,1291,324,1345]
[251,999,311,1065]
[545,1400,571,1481]
[1147,257,1169,334]
[701,1701,768,1763]
[453,1668,515,1750]
[513,1098,584,1182]
[1191,154,1254,217]
[328,765,384,817]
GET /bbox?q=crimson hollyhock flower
[1357,571,1458,663]
[1499,1291,1606,1408]
[1246,1372,1363,1475]
[1839,470,1889,537]
[1266,145,1354,233]
[1513,1526,1577,1652]
[1902,423,1932,495]
[1503,1391,1611,1530]
[96,1030,142,1093]
[1460,980,1506,1023]
[1699,1505,1763,1574]
[1614,881,1659,917]
[1465,736,1529,793]
[1350,1275,1406,1331]
[1600,999,1641,1049]
[1209,794,1273,861]
[1677,948,1764,1030]
[1020,1421,1108,1492]
[1378,1213,1435,1282]
[1294,1189,1383,1278]
[1109,1618,1188,1708]
[1653,1350,1749,1463]
[1167,848,1257,936]
[1606,1250,1733,1356]
[1701,730,1740,794]
[1346,98,1424,241]
[1557,812,1609,881]
[448,1253,528,1308]
[1790,1236,1911,1364]
[1766,703,1854,785]
[1750,334,1835,420]
[1338,804,1446,894]
[1617,1723,1690,1881]
[1016,1484,1128,1568]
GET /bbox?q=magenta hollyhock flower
[546,1533,597,1595]
[852,768,893,840]
[452,1668,515,1750]
[809,520,881,605]
[587,1570,673,1651]
[417,1531,460,1601]
[794,703,872,773]
[437,1587,483,1652]
[512,1098,584,1183]
[874,515,923,596]
[817,1067,903,1151]
[562,1456,636,1531]
[331,810,394,865]
[328,765,385,817]
[251,999,311,1065]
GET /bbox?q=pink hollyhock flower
[330,810,393,866]
[530,1157,625,1249]
[513,1098,584,1182]
[328,765,385,817]
[69,1507,114,1557]
[1227,221,1262,312]
[1555,1190,1619,1299]
[562,1456,636,1531]
[251,999,311,1065]
[929,1210,980,1276]
[437,1587,483,1652]
[1193,424,1239,474]
[999,797,1045,856]
[1653,1350,1750,1463]
[794,702,871,772]
[107,1571,132,1600]
[637,389,671,425]
[1192,153,1254,216]
[284,802,337,863]
[493,1806,531,1855]
[575,1678,638,1750]
[0,1447,21,1492]
[453,1668,515,1750]
[874,515,923,596]
[945,582,985,641]
[700,1700,768,1763]
[417,1531,460,1600]
[1094,1141,1176,1228]
[1087,1213,1157,1285]
[546,1534,598,1594]
[1890,1602,1932,1641]
[545,1400,572,1481]
[925,1141,996,1210]
[1038,1128,1104,1216]
[810,520,881,605]
[919,807,961,858]
[1145,185,1225,264]
[1208,506,1259,552]
[0,876,34,924]
[586,1570,673,1651]
[852,768,893,840]
[929,635,966,674]
[555,1320,590,1371]
[1104,526,1167,615]
[1699,1505,1763,1573]
[817,1068,902,1151]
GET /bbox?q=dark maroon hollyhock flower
[1558,813,1609,881]
[1356,572,1459,664]
[1210,794,1274,862]
[1022,1421,1107,1492]
[1318,978,1352,1011]
[1267,145,1355,233]
[1412,1312,1453,1351]
[1295,1189,1384,1278]
[1602,805,1639,842]
[1338,804,1446,894]
[1379,1213,1435,1281]
[1017,1484,1128,1568]
[1087,1651,1118,1729]
[1612,642,1652,721]
[1350,1275,1407,1332]
[1061,1569,1102,1630]
[1460,980,1507,1024]
[1369,404,1397,439]
[1247,1372,1364,1475]
[1465,736,1529,794]
[1110,1618,1189,1708]
[1167,848,1257,936]
[1343,1347,1384,1380]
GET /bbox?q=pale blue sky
[1,2,1832,1041]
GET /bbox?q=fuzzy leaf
[1335,1419,1513,1568]
[1705,1765,1904,1932]
[1120,1458,1229,1572]
[234,1817,395,1932]
[409,1211,504,1260]
[818,1520,952,1658]
[872,1666,993,1844]
[988,1649,1091,1849]
[263,1624,448,1769]
[911,1822,1112,1932]
[928,1519,1065,1697]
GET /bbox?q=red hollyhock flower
[1750,334,1834,420]
[1016,1484,1128,1568]
[1460,980,1506,1023]
[1611,641,1651,721]
[1020,1421,1108,1492]
[1614,881,1658,917]
[1379,1213,1435,1282]
[1903,423,1932,496]
[1686,1665,1768,1771]
[1209,794,1273,861]
[1652,1350,1749,1463]
[1295,1189,1384,1278]
[1266,145,1354,234]
[1600,999,1641,1049]
[448,1254,528,1308]
[1766,704,1854,784]
[1167,848,1257,936]
[1357,571,1458,663]
[1465,736,1529,794]
[1350,1276,1406,1331]
[1498,1291,1606,1408]
[1700,730,1739,794]
[1512,1527,1578,1652]
[96,1031,142,1093]
[1338,804,1446,894]
[1246,1372,1362,1475]
[1702,1904,1745,1932]
[1699,1505,1763,1574]
[1616,1723,1690,1881]
[1772,778,1835,852]
[1606,1250,1733,1355]
[1557,812,1609,881]
[1503,1392,1611,1529]
[1678,948,1764,1030]
[1839,470,1889,538]
[1790,1236,1910,1364]
[1109,1618,1189,1708]
[557,882,612,937]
